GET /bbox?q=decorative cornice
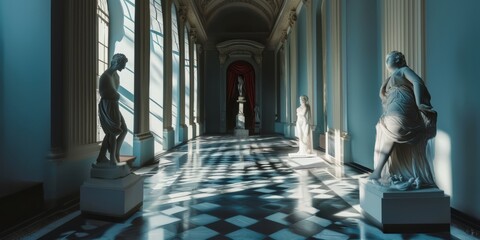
[266,0,302,50]
[177,0,208,43]
[189,29,198,43]
[288,10,297,27]
[281,30,288,44]
[178,5,188,22]
[216,40,265,65]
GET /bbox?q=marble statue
[96,53,129,165]
[254,105,261,123]
[295,95,313,154]
[369,51,437,190]
[237,75,244,97]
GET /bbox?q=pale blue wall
[425,0,480,220]
[204,50,221,133]
[325,0,334,128]
[261,51,276,133]
[313,0,324,133]
[109,0,135,155]
[345,0,381,168]
[296,7,308,98]
[0,0,51,181]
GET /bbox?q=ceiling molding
[217,40,265,65]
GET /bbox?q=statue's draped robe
[98,71,124,136]
[377,67,437,187]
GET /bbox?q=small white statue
[237,75,244,97]
[254,105,261,123]
[295,95,313,154]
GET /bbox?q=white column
[133,0,154,167]
[283,39,291,136]
[289,24,298,139]
[188,30,197,138]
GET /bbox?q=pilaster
[188,30,197,138]
[133,0,154,167]
[178,5,188,143]
[382,0,424,79]
[326,0,350,164]
[163,0,175,150]
[289,22,298,139]
[65,0,97,148]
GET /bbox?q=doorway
[226,61,255,134]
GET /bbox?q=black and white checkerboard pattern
[38,136,462,240]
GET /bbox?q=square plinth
[359,179,450,233]
[234,129,249,137]
[81,174,144,219]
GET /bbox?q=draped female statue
[369,51,437,190]
[295,95,313,155]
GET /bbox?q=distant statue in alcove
[96,53,129,165]
[237,75,245,97]
[254,104,261,123]
[369,51,437,190]
[295,95,313,154]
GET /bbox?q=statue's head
[111,53,128,71]
[300,95,308,104]
[385,51,406,72]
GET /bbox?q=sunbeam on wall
[433,131,453,196]
[109,0,136,155]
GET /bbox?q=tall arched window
[171,4,181,144]
[97,0,109,141]
[150,0,164,153]
[184,27,190,132]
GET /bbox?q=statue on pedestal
[96,53,129,166]
[237,75,244,97]
[295,95,313,154]
[369,51,437,190]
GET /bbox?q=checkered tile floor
[35,135,471,239]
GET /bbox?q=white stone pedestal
[288,153,317,158]
[359,179,450,233]
[81,173,144,219]
[234,97,249,137]
[234,129,249,137]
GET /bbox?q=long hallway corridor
[22,136,474,239]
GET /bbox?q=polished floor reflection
[28,135,477,239]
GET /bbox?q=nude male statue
[96,53,128,165]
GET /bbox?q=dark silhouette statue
[96,53,128,165]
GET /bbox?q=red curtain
[226,61,255,133]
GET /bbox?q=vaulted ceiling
[195,0,284,29]
[182,0,303,49]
